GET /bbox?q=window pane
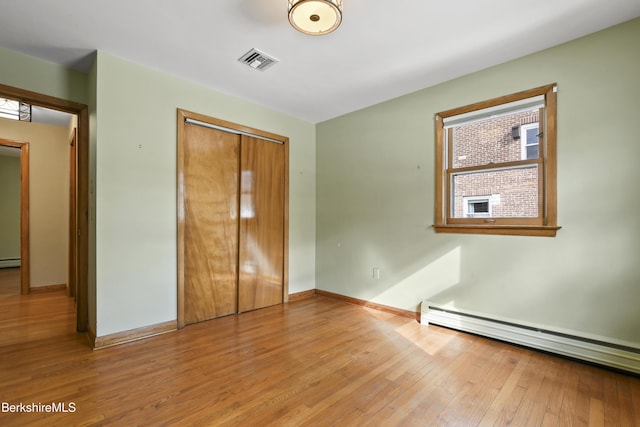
[465,198,490,218]
[451,109,539,168]
[523,125,539,160]
[0,98,20,120]
[470,201,489,213]
[451,166,539,218]
[0,98,31,122]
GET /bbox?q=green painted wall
[94,52,316,336]
[0,46,88,105]
[0,154,20,262]
[316,18,640,344]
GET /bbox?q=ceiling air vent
[238,48,278,71]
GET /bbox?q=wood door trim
[19,143,29,295]
[0,139,29,294]
[282,129,290,303]
[68,130,77,298]
[177,111,185,328]
[179,109,289,145]
[0,83,89,332]
[177,109,290,328]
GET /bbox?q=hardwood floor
[1,290,639,426]
[0,267,20,295]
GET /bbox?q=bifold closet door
[183,123,240,324]
[238,135,285,312]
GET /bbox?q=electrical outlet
[373,268,380,280]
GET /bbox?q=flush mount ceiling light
[288,0,342,35]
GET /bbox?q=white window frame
[520,122,539,160]
[463,196,492,218]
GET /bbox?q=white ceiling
[30,106,73,127]
[1,0,639,123]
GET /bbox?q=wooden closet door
[238,136,285,312]
[183,123,240,324]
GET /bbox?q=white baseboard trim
[422,303,640,375]
[0,258,20,268]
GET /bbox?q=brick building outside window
[451,110,539,218]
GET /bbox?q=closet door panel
[238,136,285,312]
[184,123,240,324]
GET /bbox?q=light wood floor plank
[589,397,605,427]
[508,352,557,427]
[1,288,639,426]
[0,267,20,295]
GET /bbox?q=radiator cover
[0,258,20,268]
[421,302,640,375]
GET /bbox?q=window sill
[433,224,561,237]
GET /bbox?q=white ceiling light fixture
[288,0,342,36]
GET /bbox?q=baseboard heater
[0,258,20,268]
[421,302,640,375]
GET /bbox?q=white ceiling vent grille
[238,48,278,71]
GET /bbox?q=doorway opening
[0,139,29,295]
[0,83,89,333]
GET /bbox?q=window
[434,84,560,236]
[520,123,539,160]
[0,98,31,122]
[464,196,491,218]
